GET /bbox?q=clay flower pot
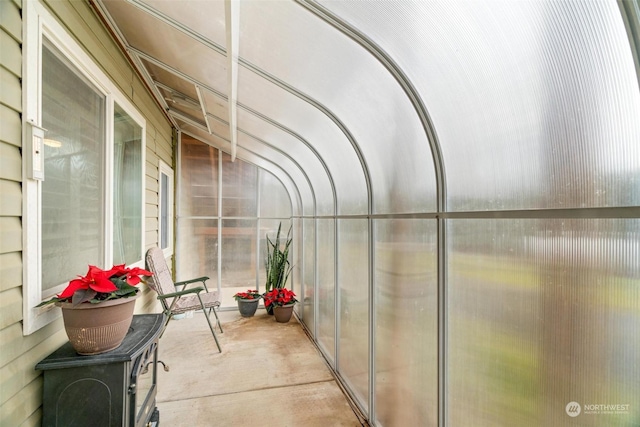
[273,304,295,323]
[56,294,139,355]
[237,298,260,317]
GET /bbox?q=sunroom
[1,0,639,426]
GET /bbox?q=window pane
[41,39,105,294]
[338,219,369,411]
[113,103,143,265]
[221,218,257,290]
[317,219,335,362]
[176,218,218,285]
[447,219,640,426]
[374,219,437,426]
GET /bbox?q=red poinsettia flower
[263,288,297,307]
[58,265,118,299]
[233,289,262,301]
[121,267,153,285]
[36,263,154,307]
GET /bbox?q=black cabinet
[36,314,164,427]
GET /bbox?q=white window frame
[158,160,174,258]
[22,1,146,334]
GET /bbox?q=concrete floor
[154,309,365,426]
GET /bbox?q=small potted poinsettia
[37,264,153,355]
[233,289,262,317]
[263,287,298,323]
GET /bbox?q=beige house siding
[0,0,173,424]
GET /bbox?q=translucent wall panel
[237,133,313,216]
[239,1,436,214]
[447,219,640,426]
[301,219,316,334]
[221,152,257,217]
[317,219,336,363]
[321,0,640,211]
[176,218,218,286]
[374,219,437,427]
[237,66,367,215]
[221,218,257,290]
[236,147,303,218]
[338,219,369,412]
[238,108,335,216]
[180,136,218,217]
[259,169,292,219]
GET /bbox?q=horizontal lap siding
[0,0,29,425]
[0,0,173,425]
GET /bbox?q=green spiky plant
[264,222,293,294]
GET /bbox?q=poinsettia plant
[37,264,153,307]
[263,287,298,308]
[233,289,262,301]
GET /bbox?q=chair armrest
[157,287,205,300]
[175,276,210,292]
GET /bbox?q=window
[23,3,146,334]
[158,161,174,256]
[113,104,144,265]
[41,39,106,294]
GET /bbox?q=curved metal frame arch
[296,0,446,211]
[238,60,373,215]
[234,104,338,217]
[237,128,317,216]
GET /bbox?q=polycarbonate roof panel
[137,0,226,46]
[201,90,230,121]
[321,0,640,210]
[237,65,368,215]
[103,0,228,94]
[239,1,437,214]
[142,60,198,101]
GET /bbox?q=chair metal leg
[210,306,223,333]
[159,312,173,339]
[198,296,222,353]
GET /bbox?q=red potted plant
[37,264,152,355]
[233,289,262,317]
[263,287,298,323]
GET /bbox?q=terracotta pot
[237,298,260,317]
[273,304,295,323]
[56,294,139,355]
